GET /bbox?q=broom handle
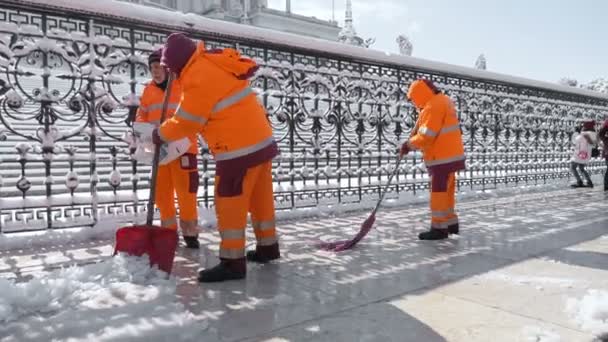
[146,73,174,225]
[371,153,405,214]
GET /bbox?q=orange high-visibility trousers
[214,160,277,259]
[430,172,458,229]
[155,153,199,237]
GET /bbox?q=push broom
[318,154,404,252]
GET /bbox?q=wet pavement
[1,187,607,341]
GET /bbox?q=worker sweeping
[400,79,466,240]
[134,48,201,249]
[147,33,281,282]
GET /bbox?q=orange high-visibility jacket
[407,80,466,174]
[157,42,278,196]
[136,80,198,155]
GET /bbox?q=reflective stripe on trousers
[252,219,278,246]
[430,208,455,218]
[430,172,458,230]
[161,217,178,229]
[219,247,246,259]
[180,219,199,237]
[431,217,458,229]
[216,161,277,259]
[219,227,247,259]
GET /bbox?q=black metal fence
[0,0,607,232]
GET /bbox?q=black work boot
[246,243,281,264]
[570,181,584,188]
[448,224,459,235]
[183,235,200,249]
[419,229,449,240]
[198,258,246,283]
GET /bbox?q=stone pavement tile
[458,216,608,262]
[232,191,607,309]
[387,291,594,342]
[435,252,608,335]
[170,250,360,342]
[544,235,608,267]
[240,300,451,342]
[270,237,511,307]
[1,188,605,341]
[435,190,608,262]
[242,291,593,342]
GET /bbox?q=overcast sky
[267,0,607,85]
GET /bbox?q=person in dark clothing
[598,119,608,191]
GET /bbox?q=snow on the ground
[0,254,207,342]
[521,326,561,342]
[567,290,608,335]
[197,206,217,229]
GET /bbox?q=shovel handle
[371,153,404,215]
[146,73,174,225]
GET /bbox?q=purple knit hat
[161,33,196,75]
[582,119,595,131]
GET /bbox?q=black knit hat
[148,48,162,68]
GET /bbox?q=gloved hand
[400,142,411,157]
[158,137,191,165]
[131,137,191,165]
[132,142,154,164]
[132,122,156,144]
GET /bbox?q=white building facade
[120,0,342,41]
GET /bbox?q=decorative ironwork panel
[0,2,606,233]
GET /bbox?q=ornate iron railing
[0,0,607,232]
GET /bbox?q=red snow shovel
[318,154,404,252]
[114,73,178,274]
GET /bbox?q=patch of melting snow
[305,325,321,333]
[0,254,208,341]
[521,326,561,342]
[567,290,608,335]
[225,294,293,311]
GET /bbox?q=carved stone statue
[396,34,413,56]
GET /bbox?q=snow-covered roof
[8,0,608,102]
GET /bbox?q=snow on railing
[0,0,607,233]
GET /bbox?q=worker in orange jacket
[136,48,200,249]
[400,79,466,240]
[149,33,280,282]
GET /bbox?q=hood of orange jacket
[407,80,435,110]
[203,45,259,80]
